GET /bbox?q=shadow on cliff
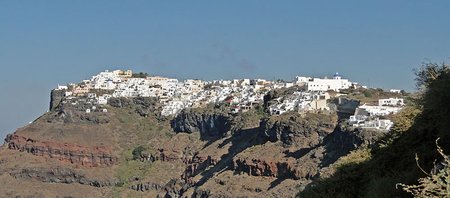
[194,126,267,187]
[284,146,317,159]
[266,126,346,191]
[319,126,361,168]
[200,135,227,149]
[299,65,450,197]
[297,116,444,197]
[270,124,376,191]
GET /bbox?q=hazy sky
[1,1,450,139]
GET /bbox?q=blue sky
[1,1,450,139]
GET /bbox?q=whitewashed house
[378,98,404,107]
[306,73,352,92]
[389,89,402,93]
[356,104,402,116]
[56,85,68,90]
[355,119,393,131]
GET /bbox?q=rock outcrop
[182,154,219,181]
[46,108,110,124]
[171,110,232,139]
[5,134,118,167]
[130,182,165,192]
[261,112,337,146]
[233,158,305,179]
[319,125,384,166]
[10,167,117,187]
[108,97,161,117]
[1,89,388,197]
[49,89,65,111]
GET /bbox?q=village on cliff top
[54,69,405,131]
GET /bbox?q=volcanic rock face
[108,97,161,117]
[233,158,302,179]
[261,113,337,146]
[1,87,387,197]
[171,110,232,139]
[5,134,118,167]
[10,167,117,187]
[50,89,65,111]
[47,108,111,124]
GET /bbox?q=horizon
[2,1,450,139]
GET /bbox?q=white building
[349,115,368,124]
[268,91,330,115]
[378,98,404,107]
[65,91,73,97]
[306,73,352,92]
[97,94,112,105]
[60,70,364,117]
[389,89,402,93]
[356,104,402,116]
[56,85,68,90]
[354,119,393,131]
[294,76,312,85]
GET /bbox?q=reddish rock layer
[5,134,118,167]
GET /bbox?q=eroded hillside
[0,91,388,197]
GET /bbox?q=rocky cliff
[0,90,388,197]
[49,89,65,111]
[5,134,118,167]
[171,109,232,139]
[261,112,337,146]
[233,158,302,179]
[10,167,117,187]
[108,96,161,117]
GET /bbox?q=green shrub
[363,90,372,98]
[131,145,145,160]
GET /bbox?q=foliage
[414,62,449,89]
[254,105,267,118]
[113,148,153,197]
[131,72,149,78]
[376,105,422,148]
[417,62,450,145]
[362,89,372,98]
[131,145,146,160]
[398,139,450,197]
[391,106,421,134]
[333,148,372,169]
